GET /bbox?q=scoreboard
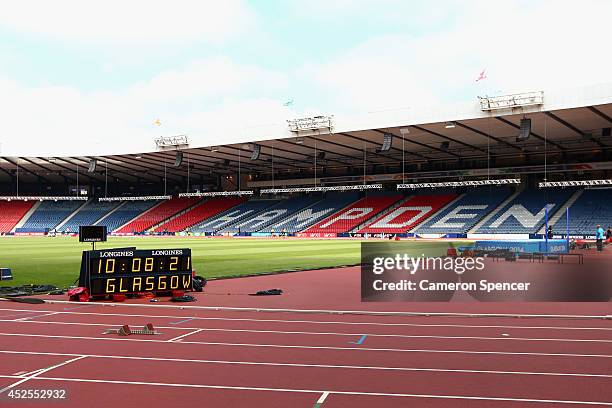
[79,247,192,295]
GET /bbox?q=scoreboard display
[79,248,192,295]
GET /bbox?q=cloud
[0,58,290,156]
[0,0,256,45]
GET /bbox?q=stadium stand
[268,192,360,233]
[58,200,120,232]
[19,200,83,232]
[221,196,321,233]
[416,187,513,234]
[153,197,245,233]
[115,197,201,233]
[475,188,576,234]
[304,193,403,234]
[553,189,612,235]
[96,200,161,233]
[359,194,457,234]
[191,199,280,233]
[0,200,35,233]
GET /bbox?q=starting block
[103,323,161,336]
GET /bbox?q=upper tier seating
[58,200,120,232]
[269,193,359,233]
[115,197,201,233]
[153,197,245,232]
[359,194,457,233]
[553,189,612,235]
[476,188,575,234]
[304,193,403,234]
[20,200,83,231]
[97,200,161,232]
[191,200,280,233]
[0,200,35,233]
[416,187,513,234]
[221,196,321,233]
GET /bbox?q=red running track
[1,252,612,408]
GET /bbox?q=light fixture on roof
[0,196,89,201]
[99,195,171,202]
[397,178,520,189]
[539,179,612,188]
[210,146,220,152]
[260,184,383,194]
[444,122,456,129]
[134,154,142,159]
[179,191,254,197]
[295,137,304,144]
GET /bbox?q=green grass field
[0,237,460,288]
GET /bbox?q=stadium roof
[1,84,611,185]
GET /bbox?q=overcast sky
[0,0,610,156]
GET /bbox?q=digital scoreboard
[79,247,192,295]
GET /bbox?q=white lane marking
[168,329,205,342]
[0,332,610,359]
[12,371,26,376]
[13,312,60,322]
[316,391,330,404]
[0,374,610,406]
[1,319,610,343]
[41,299,610,320]
[0,356,86,394]
[1,307,610,331]
[0,349,610,378]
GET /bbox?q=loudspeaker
[440,141,450,150]
[603,127,611,137]
[173,151,183,167]
[250,144,261,161]
[380,133,393,151]
[87,159,97,173]
[317,152,326,160]
[517,118,531,141]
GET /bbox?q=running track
[0,264,611,407]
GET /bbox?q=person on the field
[547,225,553,240]
[595,225,605,252]
[606,226,612,241]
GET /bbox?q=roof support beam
[410,125,487,153]
[544,111,605,148]
[337,132,431,161]
[495,117,565,151]
[3,157,54,184]
[372,129,461,158]
[587,106,612,124]
[454,121,523,151]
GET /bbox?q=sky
[0,0,610,156]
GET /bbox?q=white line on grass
[0,332,610,359]
[1,308,610,331]
[0,350,610,378]
[0,374,610,406]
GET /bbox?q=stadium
[0,2,611,407]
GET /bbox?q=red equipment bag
[67,287,89,302]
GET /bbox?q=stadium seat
[96,200,161,233]
[359,194,457,234]
[553,189,612,235]
[0,200,36,233]
[153,197,245,233]
[115,197,202,233]
[20,200,84,232]
[267,192,360,233]
[416,187,513,234]
[476,188,575,234]
[191,199,281,233]
[220,196,321,233]
[304,193,403,234]
[58,200,121,232]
